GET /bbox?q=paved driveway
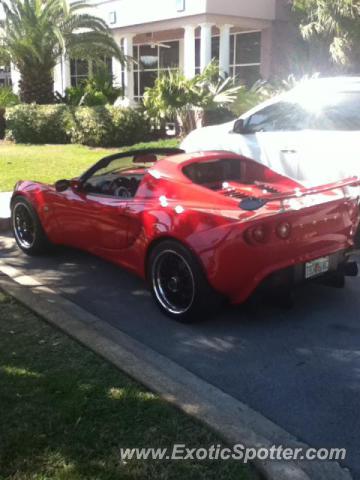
[1,233,360,478]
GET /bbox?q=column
[112,33,123,87]
[200,23,213,72]
[183,25,196,78]
[63,57,71,91]
[219,24,232,77]
[10,63,20,95]
[53,56,71,96]
[123,34,135,102]
[53,60,62,94]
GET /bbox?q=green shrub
[203,107,236,126]
[143,62,241,135]
[0,108,5,139]
[5,104,152,146]
[230,81,277,117]
[0,86,19,108]
[64,105,152,147]
[0,86,19,139]
[62,71,123,106]
[5,104,69,143]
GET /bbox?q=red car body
[12,149,360,307]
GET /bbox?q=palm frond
[0,0,126,102]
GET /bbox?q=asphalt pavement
[0,232,359,478]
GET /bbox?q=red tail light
[276,221,291,239]
[245,224,268,244]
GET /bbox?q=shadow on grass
[0,292,250,480]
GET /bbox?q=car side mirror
[55,179,70,192]
[233,118,247,134]
[70,179,82,192]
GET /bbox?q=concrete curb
[0,258,353,480]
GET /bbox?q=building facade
[11,0,292,100]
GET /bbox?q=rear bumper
[255,249,353,292]
[229,248,354,304]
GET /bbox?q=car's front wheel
[12,197,51,255]
[148,240,220,322]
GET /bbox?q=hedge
[5,104,69,144]
[5,104,153,146]
[0,108,5,139]
[64,106,152,147]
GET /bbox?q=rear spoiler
[240,176,360,211]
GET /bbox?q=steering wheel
[108,177,132,198]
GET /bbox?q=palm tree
[292,0,360,69]
[0,0,126,103]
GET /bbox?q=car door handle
[281,148,297,154]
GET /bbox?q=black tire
[11,197,51,255]
[147,240,221,322]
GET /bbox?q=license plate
[305,257,330,279]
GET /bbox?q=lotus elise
[11,148,360,321]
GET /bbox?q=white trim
[231,63,261,67]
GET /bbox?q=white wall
[91,0,207,28]
[206,0,277,20]
[90,0,280,29]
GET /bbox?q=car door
[46,186,129,252]
[49,148,184,253]
[85,193,129,256]
[239,101,309,182]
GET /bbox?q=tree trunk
[177,107,204,136]
[19,69,54,104]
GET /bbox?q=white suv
[181,77,360,186]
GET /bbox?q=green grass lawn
[0,139,180,192]
[0,291,252,480]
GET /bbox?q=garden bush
[61,71,123,107]
[0,108,5,139]
[5,104,69,143]
[64,105,152,147]
[143,62,241,135]
[5,104,153,146]
[0,86,19,139]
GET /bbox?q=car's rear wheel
[148,240,220,322]
[12,197,51,255]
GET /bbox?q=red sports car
[11,148,360,321]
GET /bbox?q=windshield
[244,92,360,132]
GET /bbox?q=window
[211,37,220,61]
[244,92,360,133]
[109,11,116,24]
[183,158,244,188]
[70,57,112,87]
[195,38,200,75]
[133,41,179,100]
[230,32,261,87]
[159,41,179,69]
[309,92,360,131]
[194,31,261,84]
[176,0,185,11]
[0,64,11,86]
[70,59,89,87]
[244,102,309,133]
